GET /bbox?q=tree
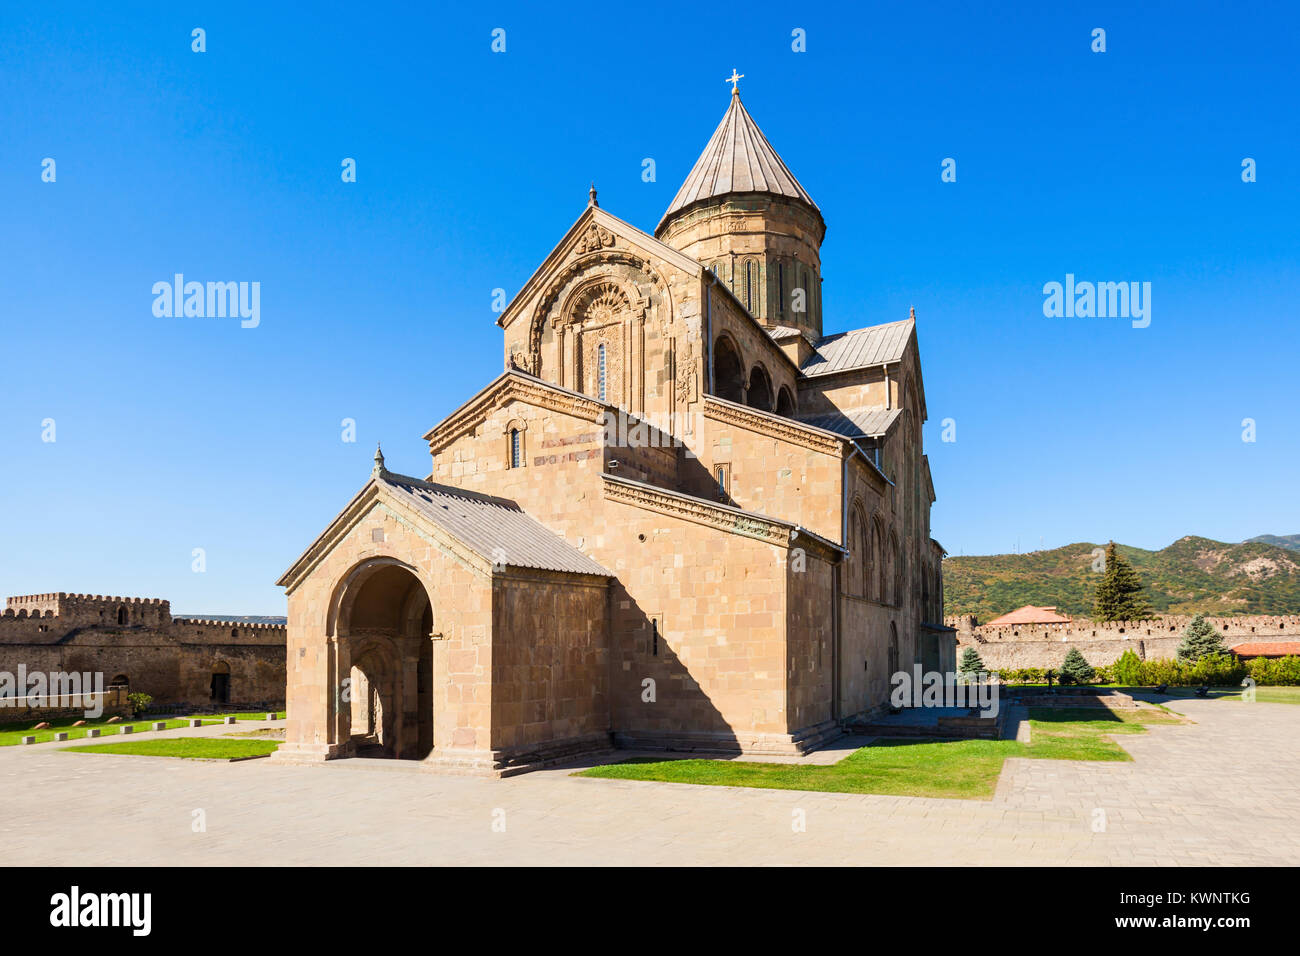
[958,647,985,676]
[1177,613,1227,662]
[1092,541,1154,622]
[1059,647,1096,684]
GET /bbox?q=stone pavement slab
[2,699,1295,866]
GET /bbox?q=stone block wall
[490,571,610,756]
[698,396,846,544]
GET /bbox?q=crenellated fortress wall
[943,613,1300,669]
[0,592,285,709]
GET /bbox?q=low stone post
[87,728,101,738]
[152,721,166,731]
[20,736,34,745]
[120,725,133,734]
[224,716,237,725]
[189,719,203,728]
[54,732,68,741]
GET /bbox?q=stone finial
[588,182,598,207]
[372,442,386,477]
[909,305,916,320]
[726,68,744,95]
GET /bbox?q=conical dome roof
[658,92,819,232]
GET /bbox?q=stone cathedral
[277,84,954,774]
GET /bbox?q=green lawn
[1004,684,1300,706]
[0,709,285,746]
[576,706,1185,800]
[180,710,286,724]
[0,716,194,747]
[63,737,279,760]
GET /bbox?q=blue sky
[1,1,1297,613]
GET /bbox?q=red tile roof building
[1231,641,1300,659]
[985,605,1074,627]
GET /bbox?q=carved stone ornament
[578,282,629,327]
[576,222,616,254]
[675,340,698,404]
[509,350,536,374]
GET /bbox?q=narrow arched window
[597,343,607,402]
[777,263,785,317]
[510,429,522,468]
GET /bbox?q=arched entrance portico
[327,558,435,760]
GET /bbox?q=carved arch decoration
[564,278,633,329]
[556,276,640,403]
[526,250,667,365]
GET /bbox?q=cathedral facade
[276,88,954,774]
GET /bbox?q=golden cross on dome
[726,69,744,94]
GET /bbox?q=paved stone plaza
[6,698,1297,866]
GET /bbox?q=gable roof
[497,204,702,331]
[658,93,819,230]
[422,368,607,451]
[795,406,902,440]
[380,472,609,576]
[801,319,914,378]
[985,605,1074,627]
[276,468,609,592]
[766,325,804,341]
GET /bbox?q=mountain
[943,536,1300,619]
[1248,534,1300,553]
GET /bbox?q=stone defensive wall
[943,613,1300,669]
[0,592,286,709]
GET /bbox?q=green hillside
[1248,533,1300,553]
[943,536,1300,619]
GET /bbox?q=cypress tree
[1093,541,1154,622]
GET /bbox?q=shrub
[126,692,153,715]
[1113,648,1143,686]
[991,667,1046,684]
[1246,655,1300,686]
[1119,654,1248,687]
[1185,652,1246,686]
